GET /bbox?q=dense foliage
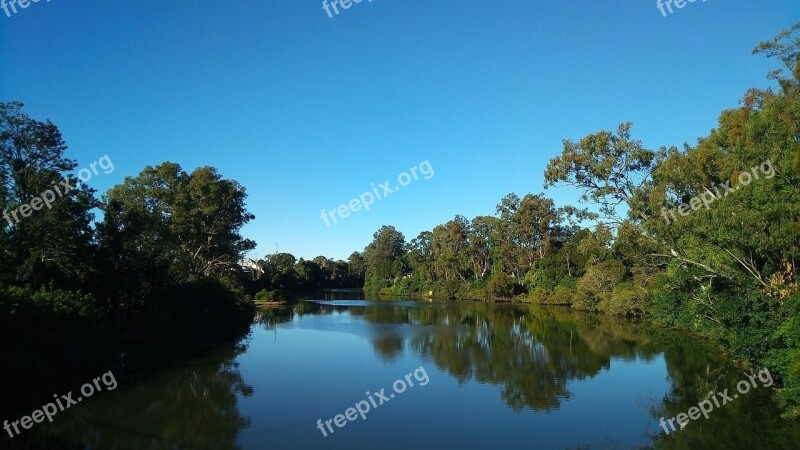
[0,99,366,408]
[361,25,800,419]
[0,102,259,407]
[2,22,798,425]
[245,251,365,299]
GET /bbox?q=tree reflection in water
[290,300,800,448]
[15,299,798,449]
[14,341,254,450]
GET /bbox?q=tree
[544,122,666,222]
[263,252,298,289]
[101,162,256,283]
[495,193,563,281]
[752,22,800,84]
[512,194,559,268]
[468,216,499,280]
[363,225,406,291]
[407,231,434,283]
[172,166,256,278]
[431,216,471,283]
[347,251,366,285]
[0,101,96,287]
[295,258,323,288]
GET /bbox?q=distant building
[239,258,264,280]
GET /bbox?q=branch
[724,249,771,289]
[651,252,733,280]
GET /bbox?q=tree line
[1,23,797,423]
[245,252,365,300]
[0,97,365,414]
[360,24,800,419]
[0,102,272,406]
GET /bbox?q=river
[15,290,800,449]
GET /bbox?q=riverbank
[0,281,255,422]
[366,281,799,421]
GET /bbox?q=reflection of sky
[234,307,672,450]
[564,356,671,448]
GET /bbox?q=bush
[0,285,110,404]
[571,289,598,312]
[761,290,800,420]
[255,289,285,302]
[437,278,463,299]
[167,278,255,339]
[577,260,626,297]
[528,287,550,304]
[389,277,425,296]
[597,282,649,317]
[364,275,391,293]
[767,292,800,419]
[487,271,514,301]
[549,286,577,305]
[524,268,556,291]
[0,285,98,317]
[651,263,798,418]
[649,267,699,329]
[456,280,488,301]
[557,275,577,289]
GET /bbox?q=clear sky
[1,0,797,260]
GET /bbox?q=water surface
[14,292,800,449]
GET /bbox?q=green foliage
[524,268,578,305]
[245,248,364,298]
[353,24,800,420]
[456,279,489,301]
[0,285,110,401]
[380,277,414,296]
[577,260,626,298]
[0,103,262,410]
[558,275,577,289]
[0,285,98,318]
[596,282,649,317]
[767,292,800,419]
[487,270,514,300]
[261,253,298,289]
[524,267,556,291]
[752,22,800,83]
[544,121,666,221]
[528,285,576,305]
[101,162,255,284]
[254,289,285,302]
[549,286,577,305]
[0,101,97,288]
[650,265,706,329]
[363,225,406,292]
[640,23,800,418]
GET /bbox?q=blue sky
[1,0,797,260]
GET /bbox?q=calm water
[12,291,800,449]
